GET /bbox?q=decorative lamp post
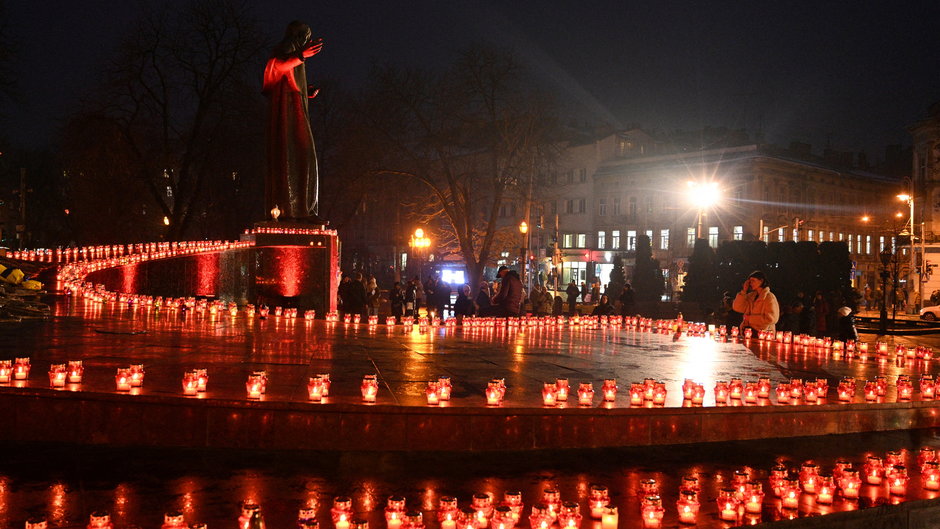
[879,246,893,335]
[519,220,529,288]
[271,205,281,221]
[898,190,918,313]
[409,228,431,283]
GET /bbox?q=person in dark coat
[488,266,524,317]
[337,274,351,317]
[619,283,636,316]
[837,306,859,342]
[389,282,405,319]
[345,272,368,319]
[565,281,581,315]
[453,285,475,322]
[476,281,492,313]
[592,295,616,316]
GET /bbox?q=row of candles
[5,356,939,407]
[246,227,337,236]
[47,446,940,529]
[14,240,245,264]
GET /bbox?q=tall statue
[262,21,324,222]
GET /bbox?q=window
[166,186,173,197]
[829,231,834,241]
[733,226,743,241]
[510,203,517,217]
[578,198,586,214]
[866,235,871,254]
[792,228,798,242]
[660,229,670,250]
[577,233,586,248]
[807,229,814,241]
[687,228,695,247]
[579,168,587,182]
[879,236,885,252]
[857,235,862,254]
[645,196,653,214]
[762,225,769,243]
[627,230,637,251]
[565,200,574,214]
[708,226,719,248]
[645,230,653,244]
[499,205,507,217]
[613,198,622,216]
[628,197,637,221]
[839,233,844,242]
[550,201,557,215]
[598,198,607,216]
[778,228,784,242]
[565,170,573,184]
[611,230,620,249]
[848,235,853,252]
[563,234,573,248]
[597,231,606,249]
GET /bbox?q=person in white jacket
[732,271,780,332]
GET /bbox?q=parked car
[920,305,940,321]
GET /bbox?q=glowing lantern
[542,383,558,406]
[839,468,861,499]
[815,475,834,504]
[67,360,84,383]
[588,485,609,519]
[48,364,67,387]
[307,376,325,402]
[438,376,452,400]
[888,466,908,495]
[717,488,739,521]
[676,491,699,525]
[426,381,441,405]
[115,368,132,391]
[13,357,30,380]
[602,379,617,402]
[639,496,663,529]
[556,378,570,401]
[923,461,940,490]
[864,456,884,485]
[246,374,264,399]
[182,371,199,395]
[361,375,379,403]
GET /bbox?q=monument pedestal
[237,222,339,314]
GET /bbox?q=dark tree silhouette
[632,234,663,302]
[682,238,719,304]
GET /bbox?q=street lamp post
[898,190,917,312]
[879,247,893,335]
[409,228,431,283]
[519,221,529,288]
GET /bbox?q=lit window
[577,233,586,248]
[708,226,719,248]
[597,231,606,249]
[792,228,798,242]
[807,229,814,241]
[563,234,573,248]
[660,229,670,250]
[627,230,637,251]
[645,230,653,243]
[687,228,695,247]
[778,228,784,242]
[166,186,173,197]
[733,226,743,241]
[829,231,834,241]
[848,235,853,252]
[866,235,871,254]
[839,233,844,241]
[611,230,620,249]
[879,236,885,252]
[762,225,769,243]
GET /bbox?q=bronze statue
[262,21,324,222]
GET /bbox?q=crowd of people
[336,268,641,323]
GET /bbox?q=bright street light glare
[687,181,721,209]
[897,193,912,202]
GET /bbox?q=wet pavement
[2,296,940,408]
[4,295,940,527]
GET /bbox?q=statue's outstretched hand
[303,38,324,58]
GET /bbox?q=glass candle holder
[676,491,699,525]
[716,488,739,521]
[839,468,861,499]
[639,496,663,529]
[578,382,594,406]
[115,368,132,391]
[888,466,908,495]
[361,374,379,403]
[182,371,199,396]
[923,461,940,490]
[815,475,834,504]
[48,364,67,387]
[588,485,609,519]
[781,480,800,510]
[246,374,264,399]
[542,382,558,406]
[864,456,884,485]
[13,357,30,381]
[129,364,145,387]
[527,505,552,529]
[799,463,819,493]
[744,482,763,514]
[556,502,581,529]
[67,360,84,383]
[308,376,325,402]
[601,379,617,402]
[555,378,570,401]
[438,376,452,400]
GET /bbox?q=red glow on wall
[122,263,140,293]
[195,253,220,297]
[271,246,307,297]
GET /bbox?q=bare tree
[360,48,559,291]
[62,0,267,240]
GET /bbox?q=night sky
[4,0,940,160]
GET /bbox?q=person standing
[566,280,581,315]
[488,266,524,317]
[733,271,780,332]
[389,281,405,319]
[476,281,492,313]
[619,283,636,317]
